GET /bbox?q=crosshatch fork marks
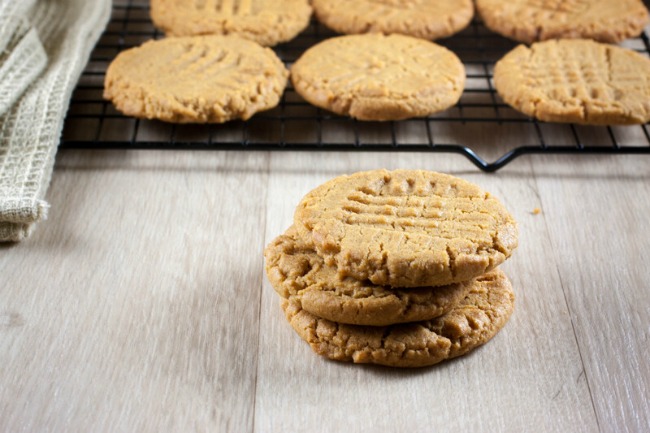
[193,0,256,15]
[171,43,246,83]
[103,35,288,123]
[494,39,650,124]
[340,184,499,234]
[340,199,498,238]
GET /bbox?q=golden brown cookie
[104,35,288,123]
[265,226,473,326]
[150,0,312,46]
[476,0,649,44]
[312,0,474,40]
[290,34,465,121]
[282,269,515,368]
[294,170,518,288]
[494,39,650,125]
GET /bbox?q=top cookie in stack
[265,170,519,368]
[294,169,518,287]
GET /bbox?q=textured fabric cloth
[0,2,47,117]
[0,0,111,242]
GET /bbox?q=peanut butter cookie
[104,35,288,123]
[476,0,649,44]
[291,34,465,121]
[312,0,474,40]
[494,39,650,125]
[265,226,473,326]
[282,269,515,368]
[294,170,518,288]
[150,0,312,46]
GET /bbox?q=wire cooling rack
[61,0,650,172]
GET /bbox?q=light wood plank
[2,148,648,432]
[532,155,650,433]
[0,150,270,432]
[255,152,598,433]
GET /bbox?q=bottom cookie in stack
[265,227,515,368]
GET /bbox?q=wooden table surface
[1,148,649,432]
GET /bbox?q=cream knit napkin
[0,0,111,242]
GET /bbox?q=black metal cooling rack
[60,0,650,172]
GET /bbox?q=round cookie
[476,0,649,44]
[312,0,474,40]
[282,269,515,368]
[104,35,288,123]
[265,226,473,326]
[291,34,465,121]
[150,0,312,46]
[294,170,518,288]
[494,39,650,125]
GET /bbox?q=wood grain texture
[0,150,270,432]
[1,148,649,432]
[531,155,650,433]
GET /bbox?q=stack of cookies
[265,169,519,368]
